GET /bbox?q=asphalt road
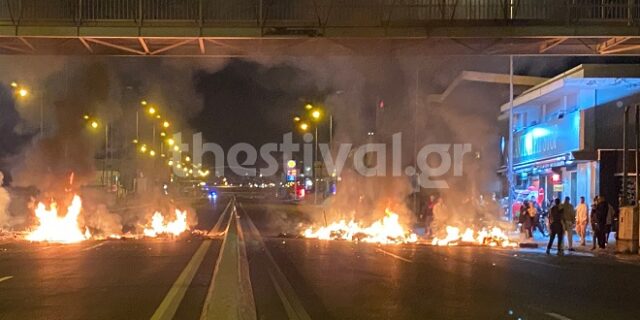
[1,196,640,320]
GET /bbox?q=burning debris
[18,188,193,242]
[302,209,418,245]
[143,210,189,238]
[26,195,89,244]
[431,226,517,248]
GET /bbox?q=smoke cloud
[0,172,10,229]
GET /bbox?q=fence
[0,0,638,27]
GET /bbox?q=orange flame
[302,209,417,245]
[143,209,189,237]
[26,195,90,243]
[432,226,517,248]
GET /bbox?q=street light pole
[103,123,109,186]
[39,94,44,138]
[507,55,515,222]
[413,69,419,217]
[314,124,318,205]
[329,115,333,147]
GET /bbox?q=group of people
[518,199,544,239]
[545,195,616,255]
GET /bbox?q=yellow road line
[209,199,234,236]
[238,202,311,320]
[150,198,233,320]
[546,312,573,320]
[150,240,212,320]
[375,248,414,263]
[0,276,13,283]
[268,269,301,320]
[81,241,109,252]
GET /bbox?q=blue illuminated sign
[513,111,581,165]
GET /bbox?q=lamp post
[295,103,334,204]
[86,117,109,186]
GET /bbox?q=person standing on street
[561,197,576,251]
[575,196,589,246]
[595,196,609,249]
[590,197,599,250]
[547,198,565,255]
[519,200,531,239]
[605,200,615,245]
[431,197,447,237]
[527,200,537,239]
[423,195,436,238]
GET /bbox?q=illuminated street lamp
[148,106,156,115]
[90,120,99,129]
[300,103,334,204]
[163,121,170,128]
[293,116,301,122]
[12,81,45,137]
[311,109,321,120]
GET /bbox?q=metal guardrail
[0,0,638,27]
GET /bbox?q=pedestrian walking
[561,197,576,251]
[546,198,565,255]
[575,196,589,246]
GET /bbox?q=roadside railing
[0,0,638,28]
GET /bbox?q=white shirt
[576,203,588,224]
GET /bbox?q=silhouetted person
[595,196,609,249]
[562,197,575,251]
[590,197,599,250]
[547,198,564,255]
[423,195,436,238]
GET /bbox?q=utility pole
[507,55,515,222]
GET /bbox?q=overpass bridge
[2,0,640,56]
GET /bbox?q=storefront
[500,64,640,208]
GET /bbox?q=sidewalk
[520,231,632,258]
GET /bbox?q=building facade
[500,64,640,208]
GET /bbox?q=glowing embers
[302,209,417,245]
